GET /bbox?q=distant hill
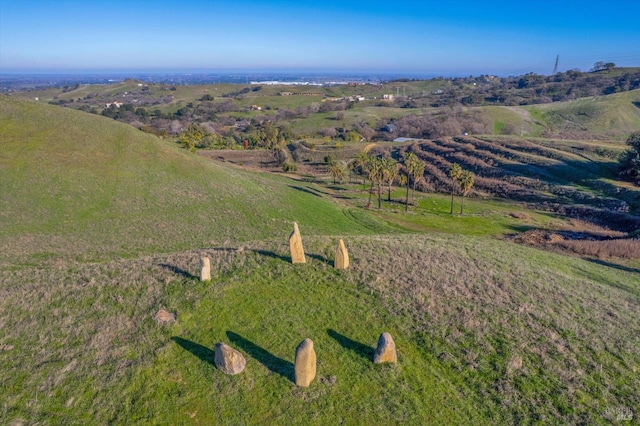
[525,89,640,140]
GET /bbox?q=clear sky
[1,0,639,76]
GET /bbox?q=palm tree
[459,170,475,215]
[448,163,462,214]
[404,152,425,209]
[352,150,369,188]
[328,161,345,185]
[400,173,409,212]
[380,157,399,202]
[365,156,383,208]
[328,162,346,184]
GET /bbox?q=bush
[283,162,298,172]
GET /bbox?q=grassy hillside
[1,235,638,424]
[527,89,640,140]
[1,96,639,425]
[0,96,389,264]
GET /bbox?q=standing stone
[214,342,246,375]
[373,332,397,364]
[289,222,306,264]
[200,257,211,282]
[294,338,316,387]
[334,239,350,270]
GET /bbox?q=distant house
[105,101,123,108]
[382,94,394,100]
[384,123,397,132]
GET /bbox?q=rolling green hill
[0,95,388,264]
[526,89,640,140]
[0,96,639,424]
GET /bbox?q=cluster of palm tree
[347,150,423,211]
[448,163,475,215]
[355,155,397,209]
[402,152,426,212]
[341,150,475,214]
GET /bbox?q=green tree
[619,132,640,185]
[404,152,426,211]
[328,162,347,184]
[459,170,475,215]
[380,157,399,202]
[348,150,369,187]
[400,173,409,212]
[177,124,206,151]
[365,156,383,208]
[448,163,462,214]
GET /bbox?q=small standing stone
[153,308,176,325]
[289,222,306,264]
[334,239,349,270]
[200,256,211,282]
[373,332,397,364]
[214,342,246,375]
[294,338,316,387]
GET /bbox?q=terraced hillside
[389,135,640,229]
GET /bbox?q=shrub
[283,162,298,172]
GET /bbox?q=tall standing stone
[334,239,349,270]
[214,342,246,375]
[373,332,397,364]
[289,222,306,264]
[200,256,211,282]
[294,338,316,387]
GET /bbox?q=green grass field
[1,95,639,424]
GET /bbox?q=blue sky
[1,0,639,76]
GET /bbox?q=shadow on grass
[308,253,330,264]
[252,249,328,264]
[289,185,322,198]
[227,331,294,382]
[159,264,197,279]
[585,258,640,274]
[251,249,289,262]
[171,337,214,365]
[327,329,373,361]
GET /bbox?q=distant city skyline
[1,0,639,77]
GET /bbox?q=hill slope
[0,96,389,264]
[526,89,640,140]
[0,96,638,425]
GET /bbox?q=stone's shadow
[252,249,328,264]
[159,264,197,279]
[308,253,329,263]
[586,258,640,274]
[288,185,322,198]
[327,329,374,361]
[226,331,294,382]
[250,249,290,262]
[171,337,214,365]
